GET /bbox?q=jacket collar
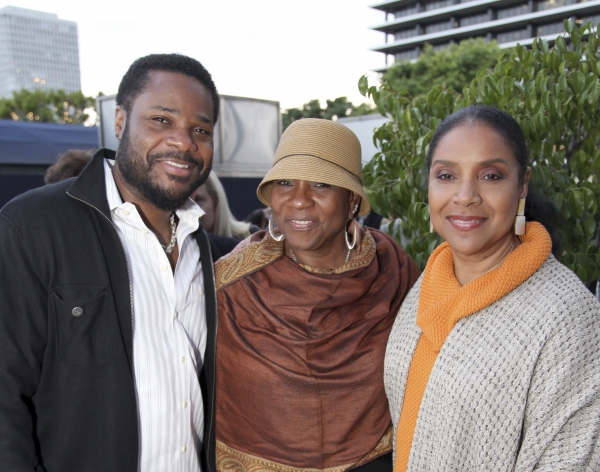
[67,148,115,220]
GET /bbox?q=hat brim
[257,155,371,216]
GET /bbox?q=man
[0,54,219,471]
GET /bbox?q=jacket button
[72,307,84,317]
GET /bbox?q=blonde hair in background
[204,171,252,240]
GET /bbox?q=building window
[496,28,530,43]
[497,4,529,19]
[536,0,576,11]
[425,0,454,11]
[395,27,420,40]
[460,12,491,26]
[537,21,566,35]
[425,20,453,33]
[582,13,600,26]
[395,5,421,17]
[395,49,420,62]
[433,42,450,50]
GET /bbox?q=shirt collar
[103,158,205,229]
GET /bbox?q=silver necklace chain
[161,213,177,255]
[289,246,351,265]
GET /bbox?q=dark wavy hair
[426,105,562,256]
[44,149,93,184]
[116,53,219,123]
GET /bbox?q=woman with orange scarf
[385,106,600,471]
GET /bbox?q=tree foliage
[360,20,600,284]
[282,96,374,130]
[0,89,96,125]
[382,38,502,98]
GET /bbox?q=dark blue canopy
[0,119,99,165]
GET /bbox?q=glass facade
[537,21,567,35]
[0,6,80,98]
[537,0,577,11]
[395,49,420,61]
[395,27,420,40]
[395,5,421,18]
[497,4,530,19]
[425,0,454,11]
[425,20,453,33]
[460,12,491,27]
[496,28,530,43]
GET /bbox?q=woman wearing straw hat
[214,118,420,471]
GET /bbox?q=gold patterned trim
[215,236,284,290]
[216,426,392,472]
[215,230,377,290]
[299,230,376,275]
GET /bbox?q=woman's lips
[446,215,487,231]
[286,219,316,231]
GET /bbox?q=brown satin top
[215,229,420,471]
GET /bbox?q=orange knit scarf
[394,222,552,472]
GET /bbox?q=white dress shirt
[104,160,207,472]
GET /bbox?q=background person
[191,170,257,239]
[44,148,93,184]
[385,105,600,471]
[214,118,420,472]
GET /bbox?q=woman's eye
[436,173,453,180]
[483,173,503,181]
[313,182,330,188]
[153,117,168,124]
[275,180,291,186]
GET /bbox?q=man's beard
[116,125,211,212]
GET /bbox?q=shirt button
[121,209,130,216]
[198,286,204,297]
[182,401,187,409]
[173,311,178,319]
[180,356,185,364]
[161,264,169,272]
[181,446,186,453]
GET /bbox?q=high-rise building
[370,0,600,70]
[0,6,81,98]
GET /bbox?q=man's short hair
[44,149,94,184]
[116,53,219,123]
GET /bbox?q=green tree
[359,20,600,284]
[382,38,502,98]
[0,89,96,124]
[282,96,374,130]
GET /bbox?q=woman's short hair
[44,149,94,184]
[426,105,561,255]
[204,171,252,240]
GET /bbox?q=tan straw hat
[257,118,371,216]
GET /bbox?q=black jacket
[0,150,217,472]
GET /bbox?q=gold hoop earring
[268,217,285,241]
[514,198,526,235]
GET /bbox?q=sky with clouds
[6,0,389,109]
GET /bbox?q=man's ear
[115,106,126,139]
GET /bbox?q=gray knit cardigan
[385,255,600,471]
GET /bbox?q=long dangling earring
[514,198,526,235]
[346,219,357,250]
[268,217,285,241]
[428,205,434,233]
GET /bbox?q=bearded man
[0,54,219,472]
